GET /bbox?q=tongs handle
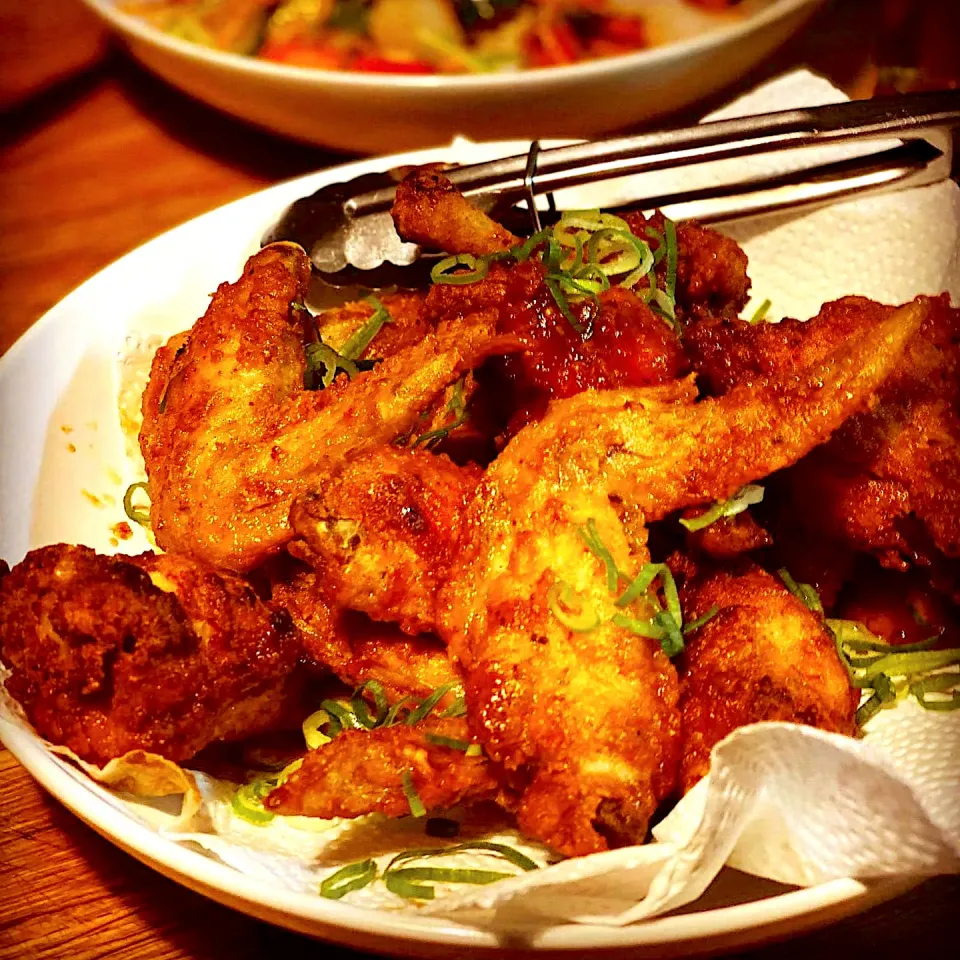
[346,91,960,222]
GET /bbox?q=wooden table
[1,1,958,957]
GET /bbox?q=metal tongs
[265,91,960,288]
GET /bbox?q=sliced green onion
[576,518,623,592]
[857,648,960,683]
[544,276,586,334]
[386,840,540,873]
[663,217,678,307]
[383,694,419,727]
[653,610,685,658]
[402,770,427,818]
[547,580,601,633]
[750,298,773,324]
[319,698,361,734]
[407,681,463,725]
[320,859,378,900]
[339,296,393,360]
[509,228,551,262]
[680,485,765,532]
[612,613,664,639]
[350,679,390,729]
[123,481,151,526]
[615,564,661,609]
[231,779,276,825]
[684,604,720,635]
[385,866,510,900]
[777,568,824,615]
[424,733,473,751]
[302,708,334,749]
[304,342,360,390]
[412,378,468,447]
[430,254,489,286]
[440,696,468,719]
[910,672,960,711]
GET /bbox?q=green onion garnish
[386,866,510,900]
[679,485,765,532]
[339,296,393,360]
[301,708,334,749]
[430,254,490,286]
[577,518,623,592]
[385,840,540,874]
[683,605,720,635]
[123,481,151,526]
[663,218,678,308]
[412,378,468,447]
[350,679,390,729]
[319,859,378,900]
[828,619,960,723]
[401,770,427,818]
[749,298,773,324]
[304,341,360,390]
[406,681,463,726]
[777,568,824,615]
[424,733,475,752]
[547,581,601,633]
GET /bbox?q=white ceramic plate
[0,144,923,955]
[78,0,824,153]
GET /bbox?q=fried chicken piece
[623,211,752,320]
[141,243,518,572]
[392,167,519,256]
[683,511,773,559]
[0,545,302,766]
[270,570,459,701]
[265,717,498,819]
[706,294,960,573]
[442,300,924,857]
[676,562,858,794]
[289,446,480,635]
[315,291,428,361]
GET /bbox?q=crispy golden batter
[289,447,480,635]
[623,212,752,320]
[269,570,459,701]
[315,291,428,360]
[0,545,302,766]
[677,562,858,794]
[695,294,960,574]
[265,717,498,819]
[392,167,519,256]
[141,243,517,572]
[442,300,923,856]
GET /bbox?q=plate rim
[0,142,924,956]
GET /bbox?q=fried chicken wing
[141,243,517,572]
[289,446,480,635]
[265,717,498,819]
[315,291,428,360]
[269,569,459,701]
[442,300,924,856]
[688,295,960,576]
[676,562,857,794]
[392,167,519,256]
[0,545,302,766]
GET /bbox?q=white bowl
[80,0,825,153]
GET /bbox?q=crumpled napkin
[3,69,959,930]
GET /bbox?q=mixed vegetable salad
[120,0,744,74]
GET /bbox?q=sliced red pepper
[259,39,346,70]
[350,55,437,74]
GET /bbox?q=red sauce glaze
[837,569,959,648]
[458,261,688,434]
